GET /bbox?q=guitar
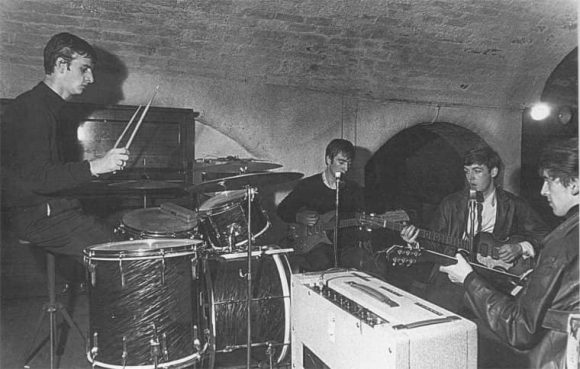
[361,212,534,294]
[286,210,409,254]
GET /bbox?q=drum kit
[83,157,303,369]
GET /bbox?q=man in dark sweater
[277,139,378,273]
[1,33,129,263]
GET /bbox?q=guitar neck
[319,217,360,232]
[373,218,470,251]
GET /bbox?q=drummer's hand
[296,210,319,226]
[440,253,473,285]
[400,225,419,245]
[90,148,130,176]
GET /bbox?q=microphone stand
[333,172,341,268]
[467,189,477,262]
[245,185,255,369]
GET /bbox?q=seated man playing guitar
[277,139,378,274]
[441,138,578,369]
[400,145,550,314]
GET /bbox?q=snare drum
[84,239,208,369]
[117,207,198,240]
[198,190,270,252]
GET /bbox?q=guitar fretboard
[367,218,474,254]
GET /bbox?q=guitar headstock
[359,209,410,229]
[384,244,421,267]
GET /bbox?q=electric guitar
[286,210,409,254]
[360,212,535,294]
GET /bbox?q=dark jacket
[464,207,579,369]
[1,82,93,209]
[420,187,551,313]
[429,187,550,254]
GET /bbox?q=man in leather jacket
[441,137,579,369]
[401,145,550,313]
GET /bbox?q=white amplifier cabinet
[291,269,477,369]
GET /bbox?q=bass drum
[194,247,292,367]
[84,239,208,369]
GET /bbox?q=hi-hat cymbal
[187,172,303,193]
[193,158,282,173]
[108,180,183,191]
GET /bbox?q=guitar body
[286,211,336,254]
[474,233,535,277]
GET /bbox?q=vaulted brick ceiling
[1,0,578,108]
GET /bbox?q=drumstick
[113,105,142,149]
[125,85,160,150]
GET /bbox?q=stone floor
[0,286,291,369]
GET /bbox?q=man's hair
[325,139,355,161]
[44,32,97,74]
[538,137,578,187]
[463,145,502,174]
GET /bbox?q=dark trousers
[8,199,115,280]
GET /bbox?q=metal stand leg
[22,252,86,369]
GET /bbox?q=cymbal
[108,180,183,191]
[193,158,282,173]
[187,172,303,193]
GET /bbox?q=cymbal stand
[244,186,256,369]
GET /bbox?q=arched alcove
[365,122,488,227]
[521,47,578,227]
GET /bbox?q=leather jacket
[429,187,550,253]
[463,207,579,369]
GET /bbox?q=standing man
[440,137,579,369]
[400,145,549,313]
[277,139,378,274]
[1,33,129,264]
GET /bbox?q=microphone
[335,172,342,188]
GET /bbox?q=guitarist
[400,145,549,314]
[277,139,377,273]
[440,138,578,369]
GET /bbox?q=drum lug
[150,324,161,366]
[192,325,201,352]
[122,336,128,368]
[89,332,99,362]
[190,254,198,280]
[161,251,166,285]
[87,261,97,287]
[161,333,169,362]
[119,254,125,287]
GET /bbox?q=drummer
[1,33,129,279]
[277,139,383,275]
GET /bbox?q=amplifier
[291,269,477,369]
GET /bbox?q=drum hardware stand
[242,186,257,369]
[23,252,86,369]
[266,342,275,369]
